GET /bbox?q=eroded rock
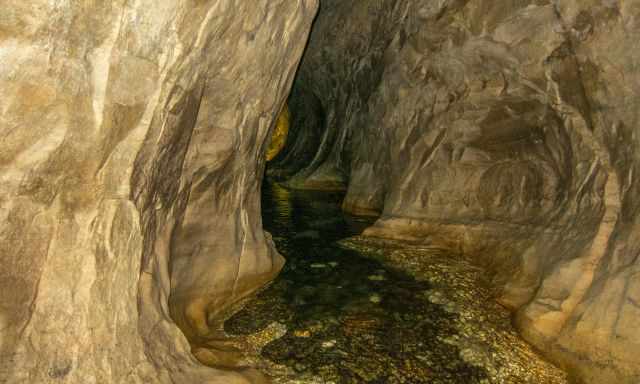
[276,1,640,382]
[0,1,317,383]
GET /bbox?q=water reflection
[225,181,489,383]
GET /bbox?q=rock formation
[266,105,290,162]
[0,1,317,383]
[274,1,640,383]
[3,0,640,383]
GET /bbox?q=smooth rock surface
[273,1,640,382]
[0,1,317,383]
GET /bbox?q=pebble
[321,340,337,348]
[368,293,382,303]
[293,330,311,338]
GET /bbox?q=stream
[224,181,568,384]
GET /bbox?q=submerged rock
[368,294,382,303]
[226,185,567,384]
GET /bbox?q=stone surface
[273,1,640,383]
[0,1,317,383]
[267,105,291,162]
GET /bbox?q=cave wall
[0,1,317,383]
[280,1,640,382]
[266,85,325,180]
[275,0,403,191]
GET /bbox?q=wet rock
[368,294,382,303]
[226,185,566,384]
[321,340,337,349]
[341,236,570,384]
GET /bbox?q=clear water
[225,181,489,383]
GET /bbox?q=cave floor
[224,181,568,384]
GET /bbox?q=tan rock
[272,1,640,382]
[0,1,317,383]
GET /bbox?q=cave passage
[224,181,568,383]
[3,1,639,383]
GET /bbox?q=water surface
[225,181,489,383]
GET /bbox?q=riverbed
[224,181,568,384]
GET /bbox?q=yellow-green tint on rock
[266,104,289,161]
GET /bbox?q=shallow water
[224,181,567,384]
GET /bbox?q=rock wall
[0,1,317,383]
[272,0,402,192]
[277,0,640,382]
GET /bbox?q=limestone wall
[278,1,640,382]
[0,1,317,383]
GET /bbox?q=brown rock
[0,1,317,383]
[274,1,640,382]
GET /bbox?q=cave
[1,1,639,384]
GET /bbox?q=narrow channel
[224,181,568,384]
